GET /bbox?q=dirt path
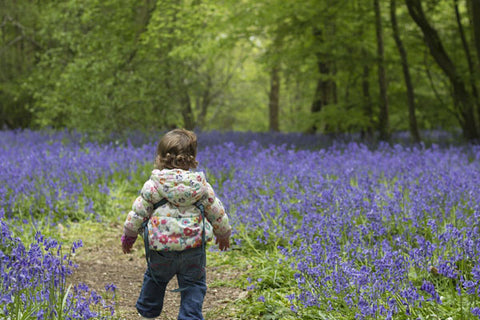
[68,223,246,320]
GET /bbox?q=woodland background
[2,0,480,142]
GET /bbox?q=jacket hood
[152,169,207,206]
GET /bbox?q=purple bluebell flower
[0,219,116,318]
[472,307,480,317]
[420,280,441,303]
[4,130,480,317]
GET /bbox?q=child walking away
[121,129,232,320]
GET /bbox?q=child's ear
[154,155,162,168]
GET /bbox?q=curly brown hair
[154,129,198,170]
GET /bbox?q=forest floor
[66,221,248,320]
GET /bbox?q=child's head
[155,128,198,170]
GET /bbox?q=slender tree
[470,0,480,66]
[468,0,480,124]
[362,55,374,139]
[454,0,479,111]
[0,6,39,129]
[406,0,478,140]
[196,76,212,130]
[309,26,337,133]
[390,0,421,142]
[268,66,280,131]
[374,0,390,141]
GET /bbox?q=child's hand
[216,236,230,251]
[121,234,137,254]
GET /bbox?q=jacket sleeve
[202,182,232,239]
[123,179,157,237]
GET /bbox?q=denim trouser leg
[177,248,206,320]
[136,248,206,320]
[177,277,207,320]
[136,268,172,318]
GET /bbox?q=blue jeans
[136,247,206,320]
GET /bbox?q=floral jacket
[123,169,231,251]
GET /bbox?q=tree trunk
[469,0,480,127]
[311,65,325,116]
[406,0,478,141]
[391,0,421,143]
[470,0,480,66]
[268,66,280,132]
[181,92,195,130]
[308,70,323,134]
[307,27,337,133]
[454,0,479,115]
[196,75,212,130]
[374,0,390,141]
[362,56,374,139]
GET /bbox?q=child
[121,128,231,320]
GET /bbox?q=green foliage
[309,103,372,133]
[1,0,479,137]
[24,0,149,132]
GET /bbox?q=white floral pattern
[124,169,231,251]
